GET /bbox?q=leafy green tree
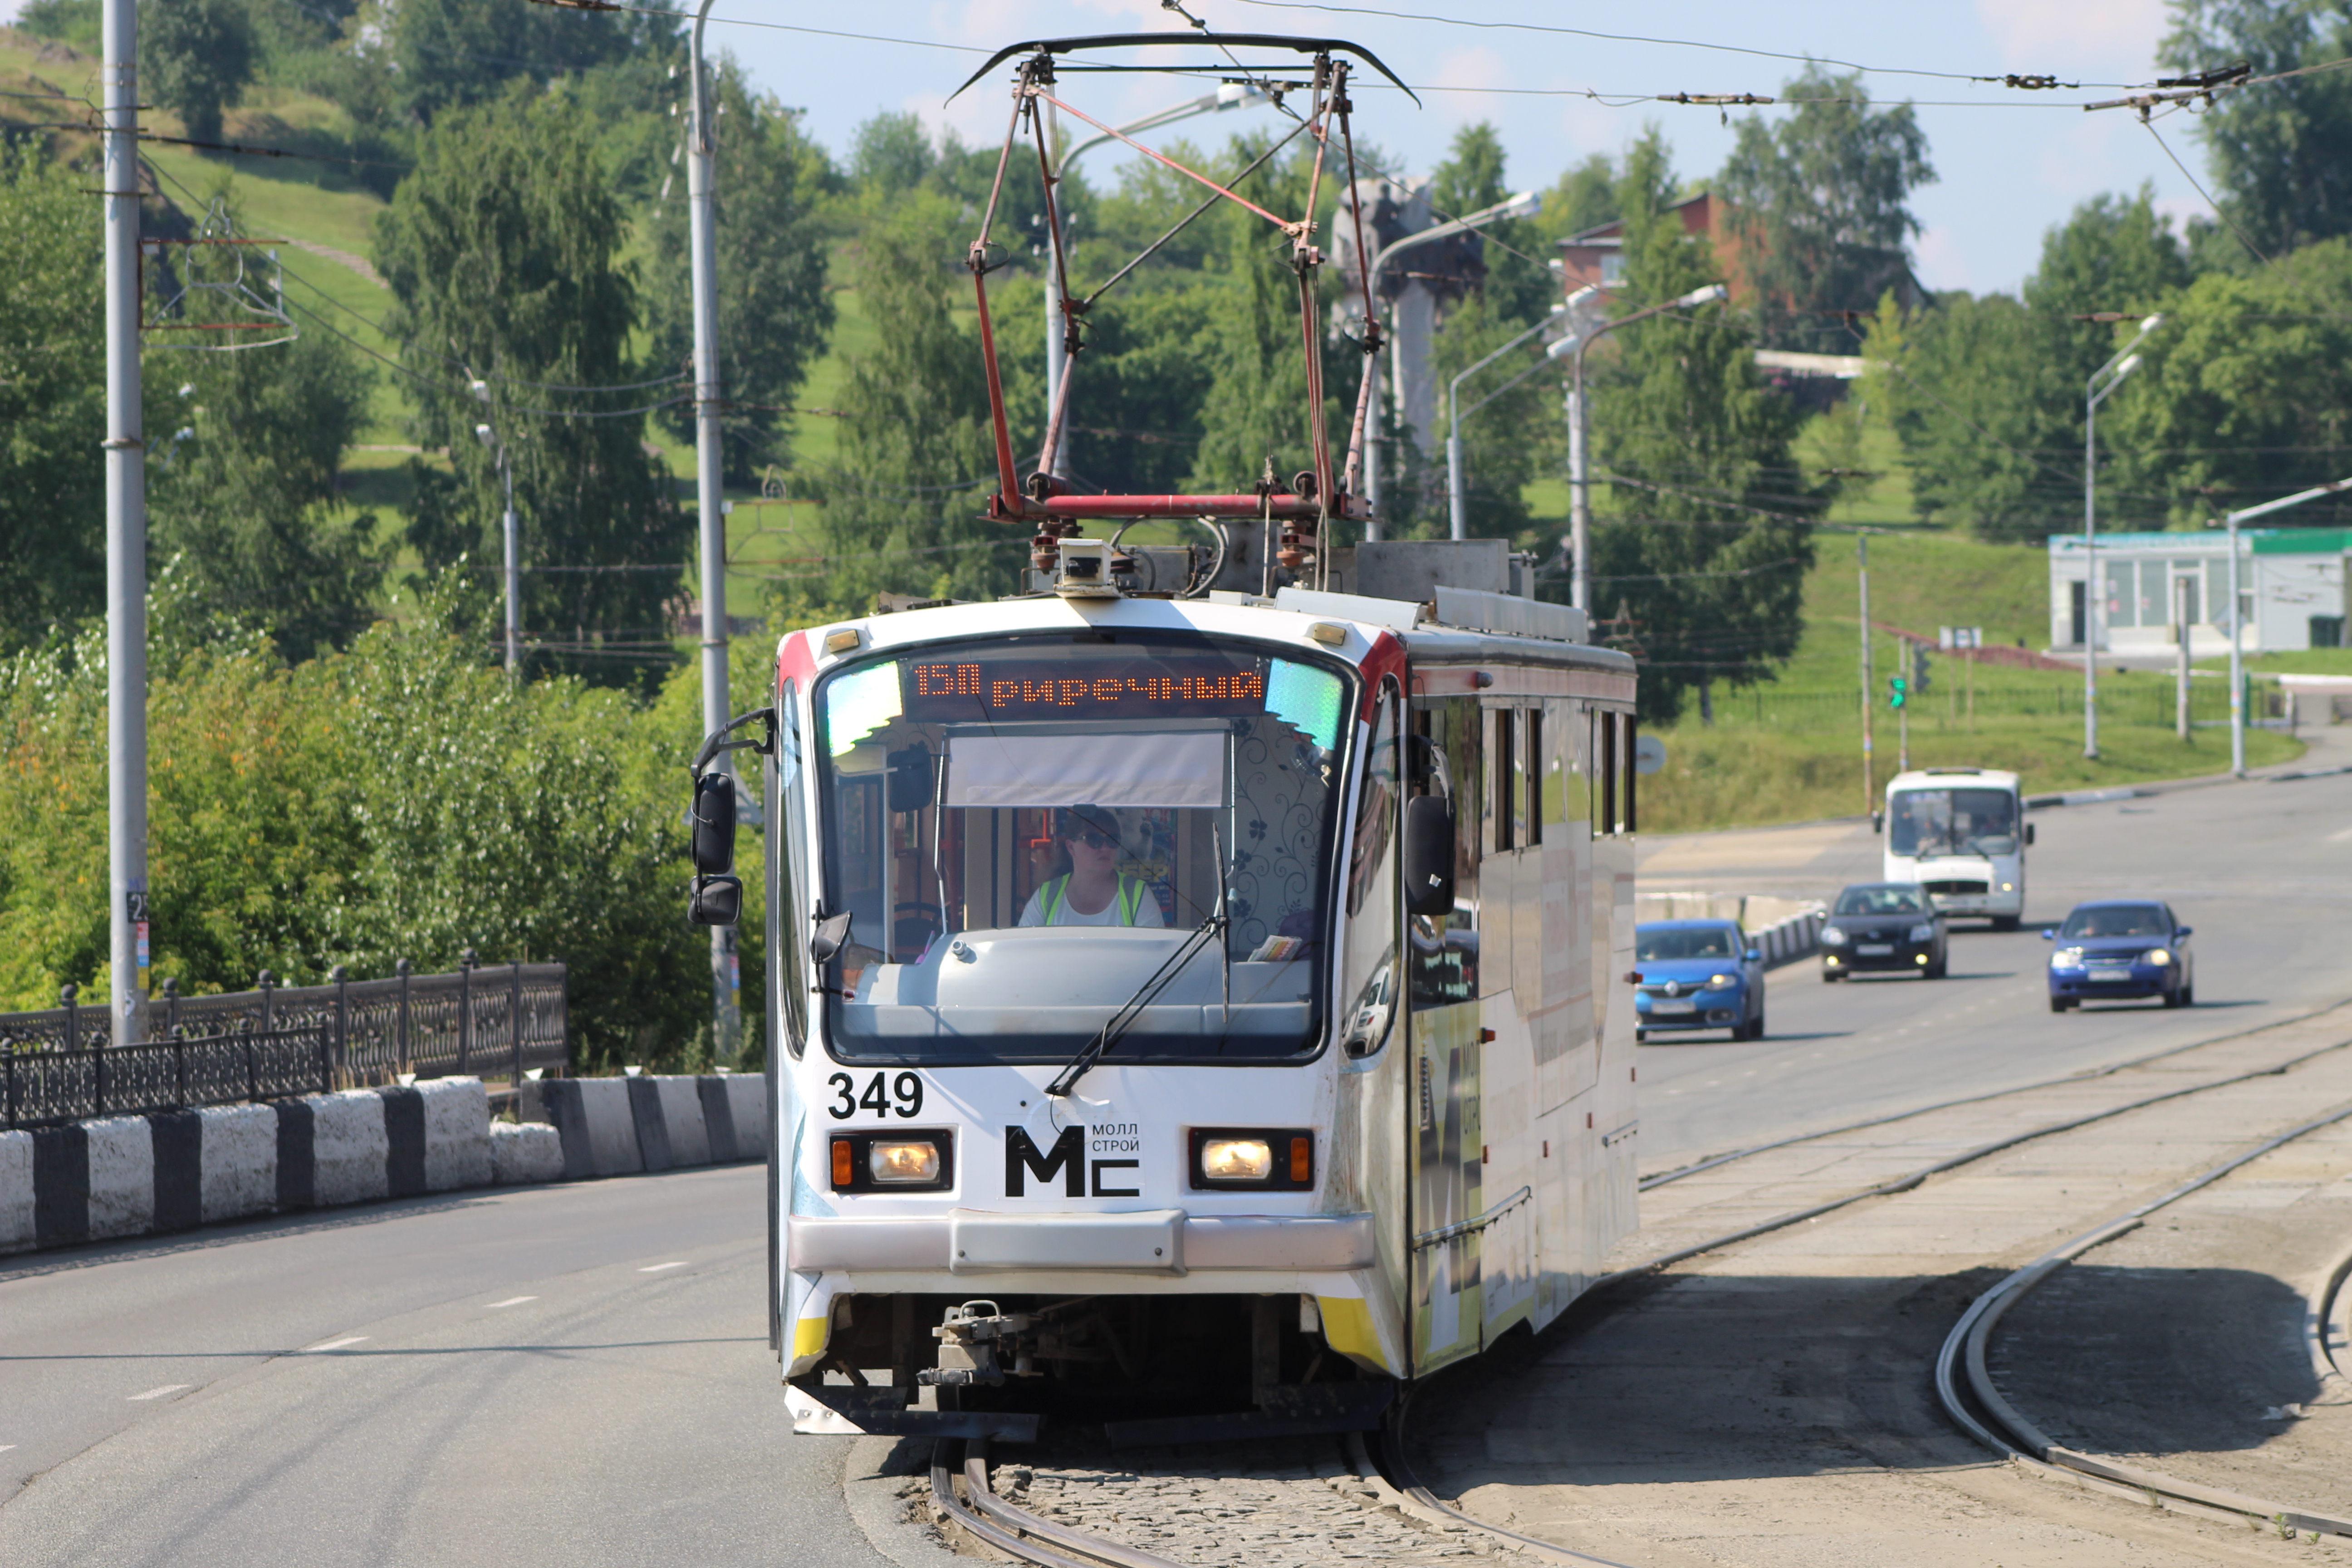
[646,69,838,484]
[1716,67,1935,353]
[2162,0,2352,260]
[1431,122,1553,325]
[146,0,260,144]
[1532,152,1620,245]
[15,0,100,52]
[1587,133,1818,725]
[851,112,939,196]
[2108,236,2352,526]
[376,86,689,688]
[385,0,664,124]
[0,146,105,652]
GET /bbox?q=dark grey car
[1820,882,1948,981]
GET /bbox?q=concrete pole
[501,454,519,680]
[103,0,149,1046]
[1363,351,1383,537]
[2228,514,2244,775]
[1859,535,1875,821]
[1570,343,1591,612]
[2082,388,2100,761]
[687,0,738,1062]
[2175,573,2190,741]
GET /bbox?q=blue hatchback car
[2045,899,2195,1012]
[1633,919,1767,1040]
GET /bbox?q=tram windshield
[811,632,1355,1065]
[1887,787,2020,858]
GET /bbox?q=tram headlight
[1200,1137,1274,1181]
[869,1140,942,1183]
[1190,1128,1315,1190]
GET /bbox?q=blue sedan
[1634,919,1768,1040]
[2045,899,2195,1012]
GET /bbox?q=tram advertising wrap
[715,591,1641,1439]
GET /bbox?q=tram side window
[1524,707,1542,847]
[1409,695,1482,1011]
[1623,715,1638,835]
[776,680,809,1054]
[1338,679,1402,1056]
[1596,711,1617,834]
[1492,709,1515,853]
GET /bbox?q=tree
[2162,1,2352,260]
[1716,67,1936,353]
[1586,133,1818,725]
[148,324,383,661]
[2109,236,2352,526]
[0,146,105,652]
[376,86,689,688]
[646,69,838,484]
[145,0,260,145]
[385,0,663,124]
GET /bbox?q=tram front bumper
[787,1210,1377,1277]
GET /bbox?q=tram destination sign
[904,655,1269,721]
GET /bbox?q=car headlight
[1704,972,1737,990]
[1999,882,2014,892]
[868,1139,942,1183]
[2049,947,2083,968]
[2145,947,2172,967]
[1820,926,1847,946]
[1907,923,1934,942]
[1200,1136,1274,1181]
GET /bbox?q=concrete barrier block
[541,1078,643,1179]
[416,1077,491,1192]
[381,1085,426,1198]
[32,1125,87,1248]
[0,1129,32,1254]
[149,1109,203,1235]
[197,1104,278,1224]
[309,1089,390,1206]
[655,1076,710,1167]
[698,1076,739,1163]
[84,1115,155,1240]
[490,1121,565,1185]
[723,1074,767,1160]
[627,1076,673,1171]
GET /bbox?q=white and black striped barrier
[0,1072,764,1256]
[1752,907,1827,970]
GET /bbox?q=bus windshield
[1888,787,2020,859]
[811,631,1355,1065]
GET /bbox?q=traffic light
[1889,674,1908,710]
[1913,644,1933,694]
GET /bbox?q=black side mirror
[2025,822,2037,846]
[810,910,856,965]
[1402,795,1455,917]
[2176,925,2192,938]
[691,771,737,875]
[887,746,933,814]
[1744,948,1762,963]
[2040,928,2055,940]
[689,874,742,926]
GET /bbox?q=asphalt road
[1635,743,2352,1172]
[0,1165,877,1568]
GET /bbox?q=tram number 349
[827,1071,925,1120]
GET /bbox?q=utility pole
[2206,475,2352,775]
[1858,534,1874,819]
[2175,574,2191,741]
[1897,643,1910,772]
[2082,313,2164,760]
[103,0,148,1046]
[686,0,737,1062]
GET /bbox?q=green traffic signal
[1889,675,1908,710]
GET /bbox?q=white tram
[674,31,1646,1438]
[690,563,1643,1437]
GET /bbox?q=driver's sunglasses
[1068,829,1119,850]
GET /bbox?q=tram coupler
[919,1299,1039,1387]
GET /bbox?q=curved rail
[1934,1100,2352,1542]
[1367,1382,1637,1567]
[927,1438,1188,1568]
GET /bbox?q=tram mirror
[1402,795,1456,916]
[688,874,742,927]
[886,746,933,814]
[691,771,737,874]
[810,910,856,965]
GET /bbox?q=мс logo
[1004,1126,1141,1197]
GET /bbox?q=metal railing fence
[0,955,566,1130]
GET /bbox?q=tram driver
[1018,804,1167,929]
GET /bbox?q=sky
[2,0,2210,294]
[700,0,2201,295]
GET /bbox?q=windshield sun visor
[946,730,1231,811]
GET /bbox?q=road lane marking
[639,1262,687,1273]
[487,1296,538,1308]
[127,1385,189,1401]
[303,1336,369,1353]
[0,1445,16,1453]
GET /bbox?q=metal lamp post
[1361,189,1541,535]
[103,0,148,1045]
[471,411,519,679]
[1558,282,1728,613]
[2081,312,2164,761]
[1043,83,1264,478]
[2205,475,2352,774]
[1443,304,1566,539]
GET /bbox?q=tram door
[1408,695,1485,1374]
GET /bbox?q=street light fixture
[1444,303,1566,540]
[2205,474,2352,775]
[1361,188,1541,534]
[1556,282,1729,612]
[1042,82,1265,479]
[2082,312,2164,760]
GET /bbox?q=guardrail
[0,955,566,1130]
[1752,907,1826,969]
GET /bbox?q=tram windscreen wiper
[1041,910,1227,1100]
